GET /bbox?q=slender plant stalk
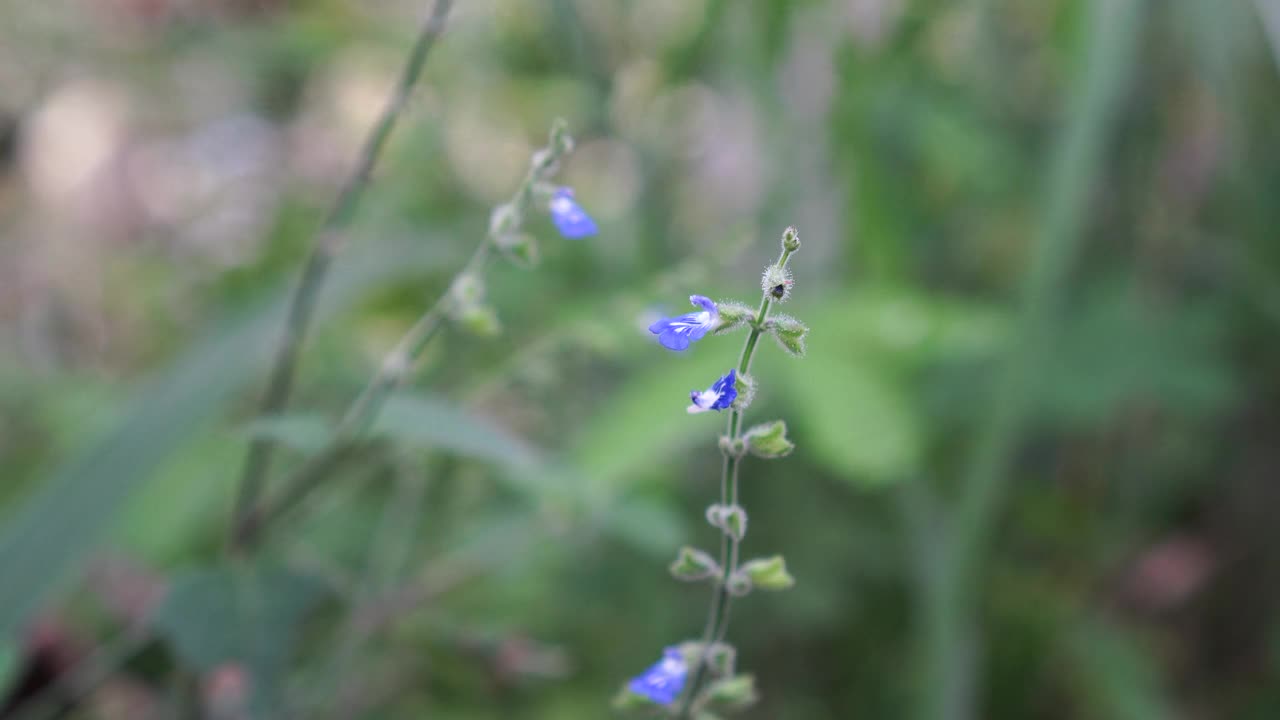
[232,135,569,550]
[917,1,1146,718]
[229,0,454,551]
[678,246,793,719]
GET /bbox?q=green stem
[229,0,454,552]
[231,131,570,550]
[678,246,791,719]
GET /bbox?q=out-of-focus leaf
[605,497,688,559]
[0,640,16,701]
[242,414,333,455]
[780,353,921,485]
[1036,288,1234,429]
[371,392,540,471]
[0,237,456,641]
[1064,616,1175,720]
[152,564,328,713]
[569,348,729,492]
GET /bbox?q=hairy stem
[679,246,792,718]
[229,0,454,552]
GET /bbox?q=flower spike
[649,295,719,351]
[548,187,597,238]
[627,647,688,706]
[688,369,737,414]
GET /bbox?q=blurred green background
[2,0,1280,717]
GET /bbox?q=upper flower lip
[548,187,597,238]
[648,295,719,351]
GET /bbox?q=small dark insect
[770,281,792,299]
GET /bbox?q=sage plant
[616,227,809,718]
[231,119,596,548]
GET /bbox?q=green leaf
[743,420,794,459]
[779,352,921,485]
[0,237,456,641]
[767,314,809,357]
[152,564,329,713]
[670,546,720,581]
[1063,616,1175,720]
[739,555,795,591]
[242,414,332,455]
[371,392,540,472]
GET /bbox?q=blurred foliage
[1,0,1279,718]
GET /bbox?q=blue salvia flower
[648,295,719,351]
[548,187,598,238]
[628,647,688,706]
[688,368,737,414]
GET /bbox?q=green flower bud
[743,420,795,459]
[767,314,809,357]
[725,572,752,597]
[705,642,736,677]
[731,372,756,411]
[670,546,720,582]
[703,674,759,712]
[717,435,746,458]
[548,117,574,157]
[450,274,484,306]
[760,265,794,302]
[494,231,539,269]
[740,555,795,591]
[781,225,801,253]
[711,301,756,335]
[705,504,747,541]
[457,304,501,337]
[488,203,522,238]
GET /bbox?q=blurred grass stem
[917,1,1146,718]
[229,0,454,552]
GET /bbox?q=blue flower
[548,187,597,238]
[648,295,718,351]
[688,368,737,414]
[628,647,688,706]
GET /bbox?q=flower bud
[703,674,759,712]
[457,304,501,337]
[717,435,746,458]
[488,203,522,238]
[743,420,794,459]
[730,372,756,411]
[781,226,800,252]
[548,117,574,157]
[722,506,747,541]
[494,231,539,269]
[725,572,752,597]
[760,265,794,302]
[711,301,755,335]
[450,274,484,306]
[767,314,809,357]
[670,546,720,582]
[705,643,736,677]
[740,555,795,591]
[705,504,747,541]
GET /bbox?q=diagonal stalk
[231,128,571,550]
[229,0,454,551]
